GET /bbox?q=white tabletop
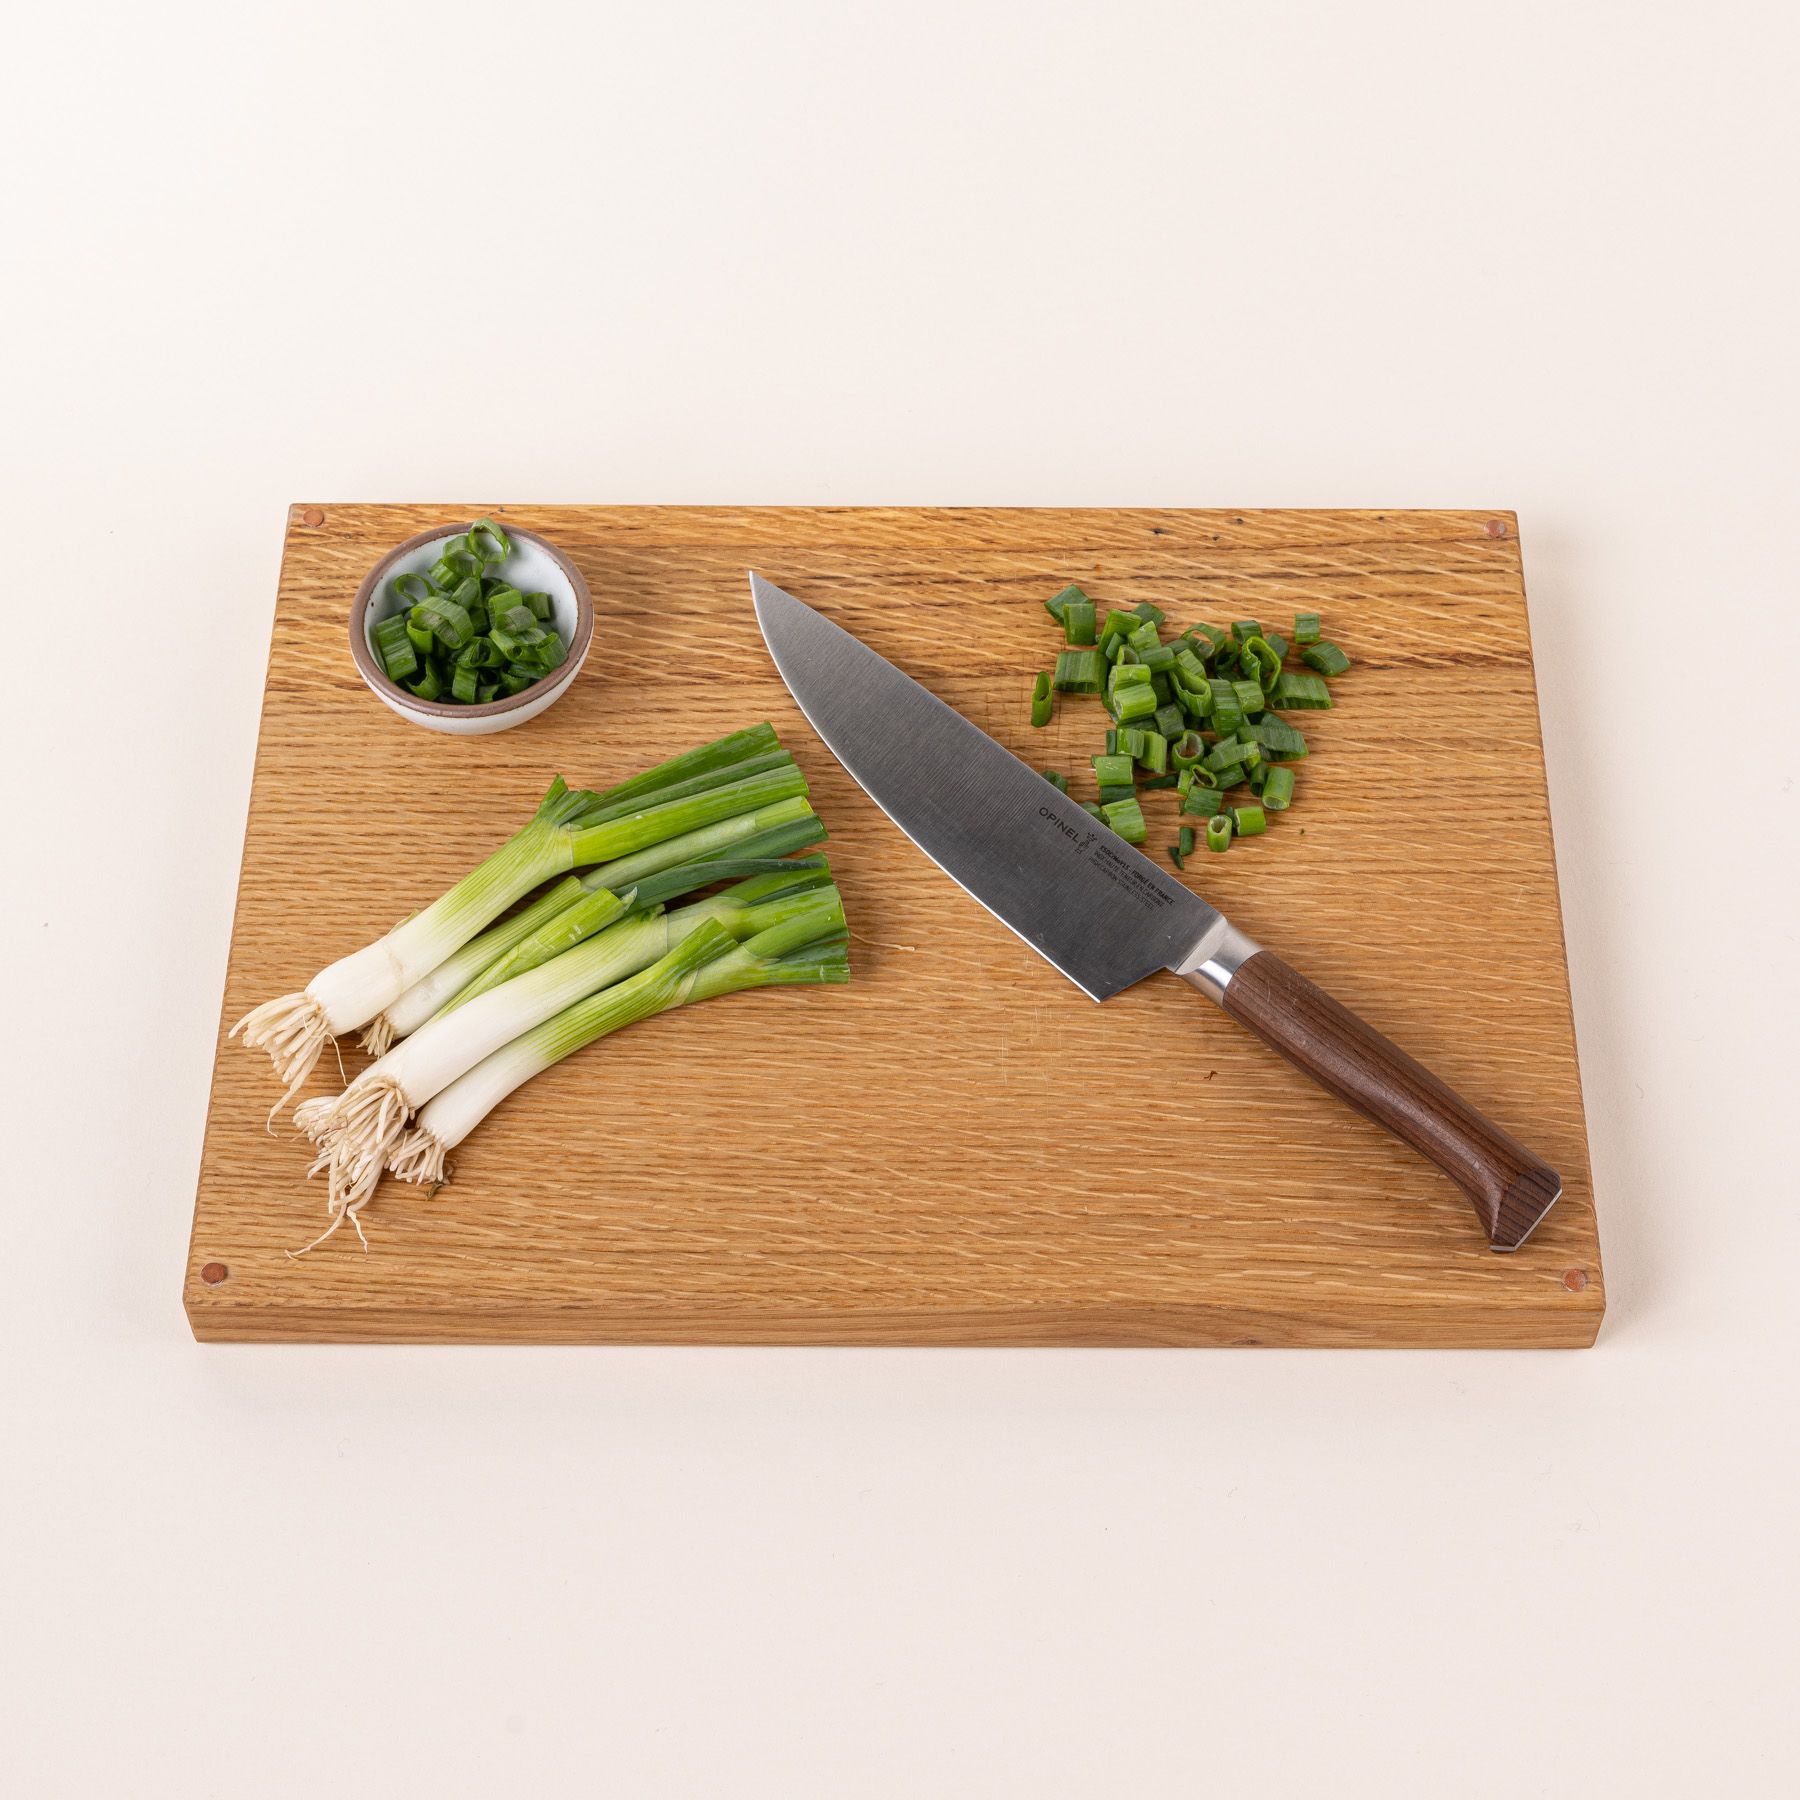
[6,3,1796,1795]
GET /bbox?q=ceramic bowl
[349,522,593,735]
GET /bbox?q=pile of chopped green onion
[233,725,850,1247]
[1033,588,1350,863]
[370,517,569,704]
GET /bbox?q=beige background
[3,2,1795,1794]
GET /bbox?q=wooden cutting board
[185,506,1603,1346]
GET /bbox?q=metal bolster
[1173,918,1261,1003]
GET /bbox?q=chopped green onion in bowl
[350,519,593,735]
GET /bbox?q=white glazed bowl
[349,522,593,735]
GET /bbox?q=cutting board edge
[184,1288,1605,1349]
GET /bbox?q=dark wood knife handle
[1214,950,1562,1250]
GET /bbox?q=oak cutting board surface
[186,506,1603,1346]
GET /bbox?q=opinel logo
[1038,803,1098,853]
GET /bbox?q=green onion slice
[1101,797,1147,843]
[1301,641,1351,677]
[468,517,512,565]
[1270,670,1333,710]
[1251,713,1308,759]
[411,596,474,650]
[1054,649,1105,694]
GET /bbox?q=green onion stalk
[233,727,802,1111]
[360,804,827,1056]
[390,909,852,1193]
[431,839,831,1021]
[292,878,845,1248]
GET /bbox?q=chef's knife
[750,572,1562,1250]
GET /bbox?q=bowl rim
[348,521,594,722]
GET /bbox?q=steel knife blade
[750,572,1563,1250]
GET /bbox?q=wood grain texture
[185,506,1604,1347]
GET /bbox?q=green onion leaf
[1206,814,1234,853]
[1232,804,1268,837]
[1261,765,1296,811]
[1293,612,1321,645]
[1031,670,1054,727]
[1301,641,1352,677]
[1042,769,1069,793]
[1063,600,1097,645]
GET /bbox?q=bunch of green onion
[1033,593,1351,862]
[234,724,816,1110]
